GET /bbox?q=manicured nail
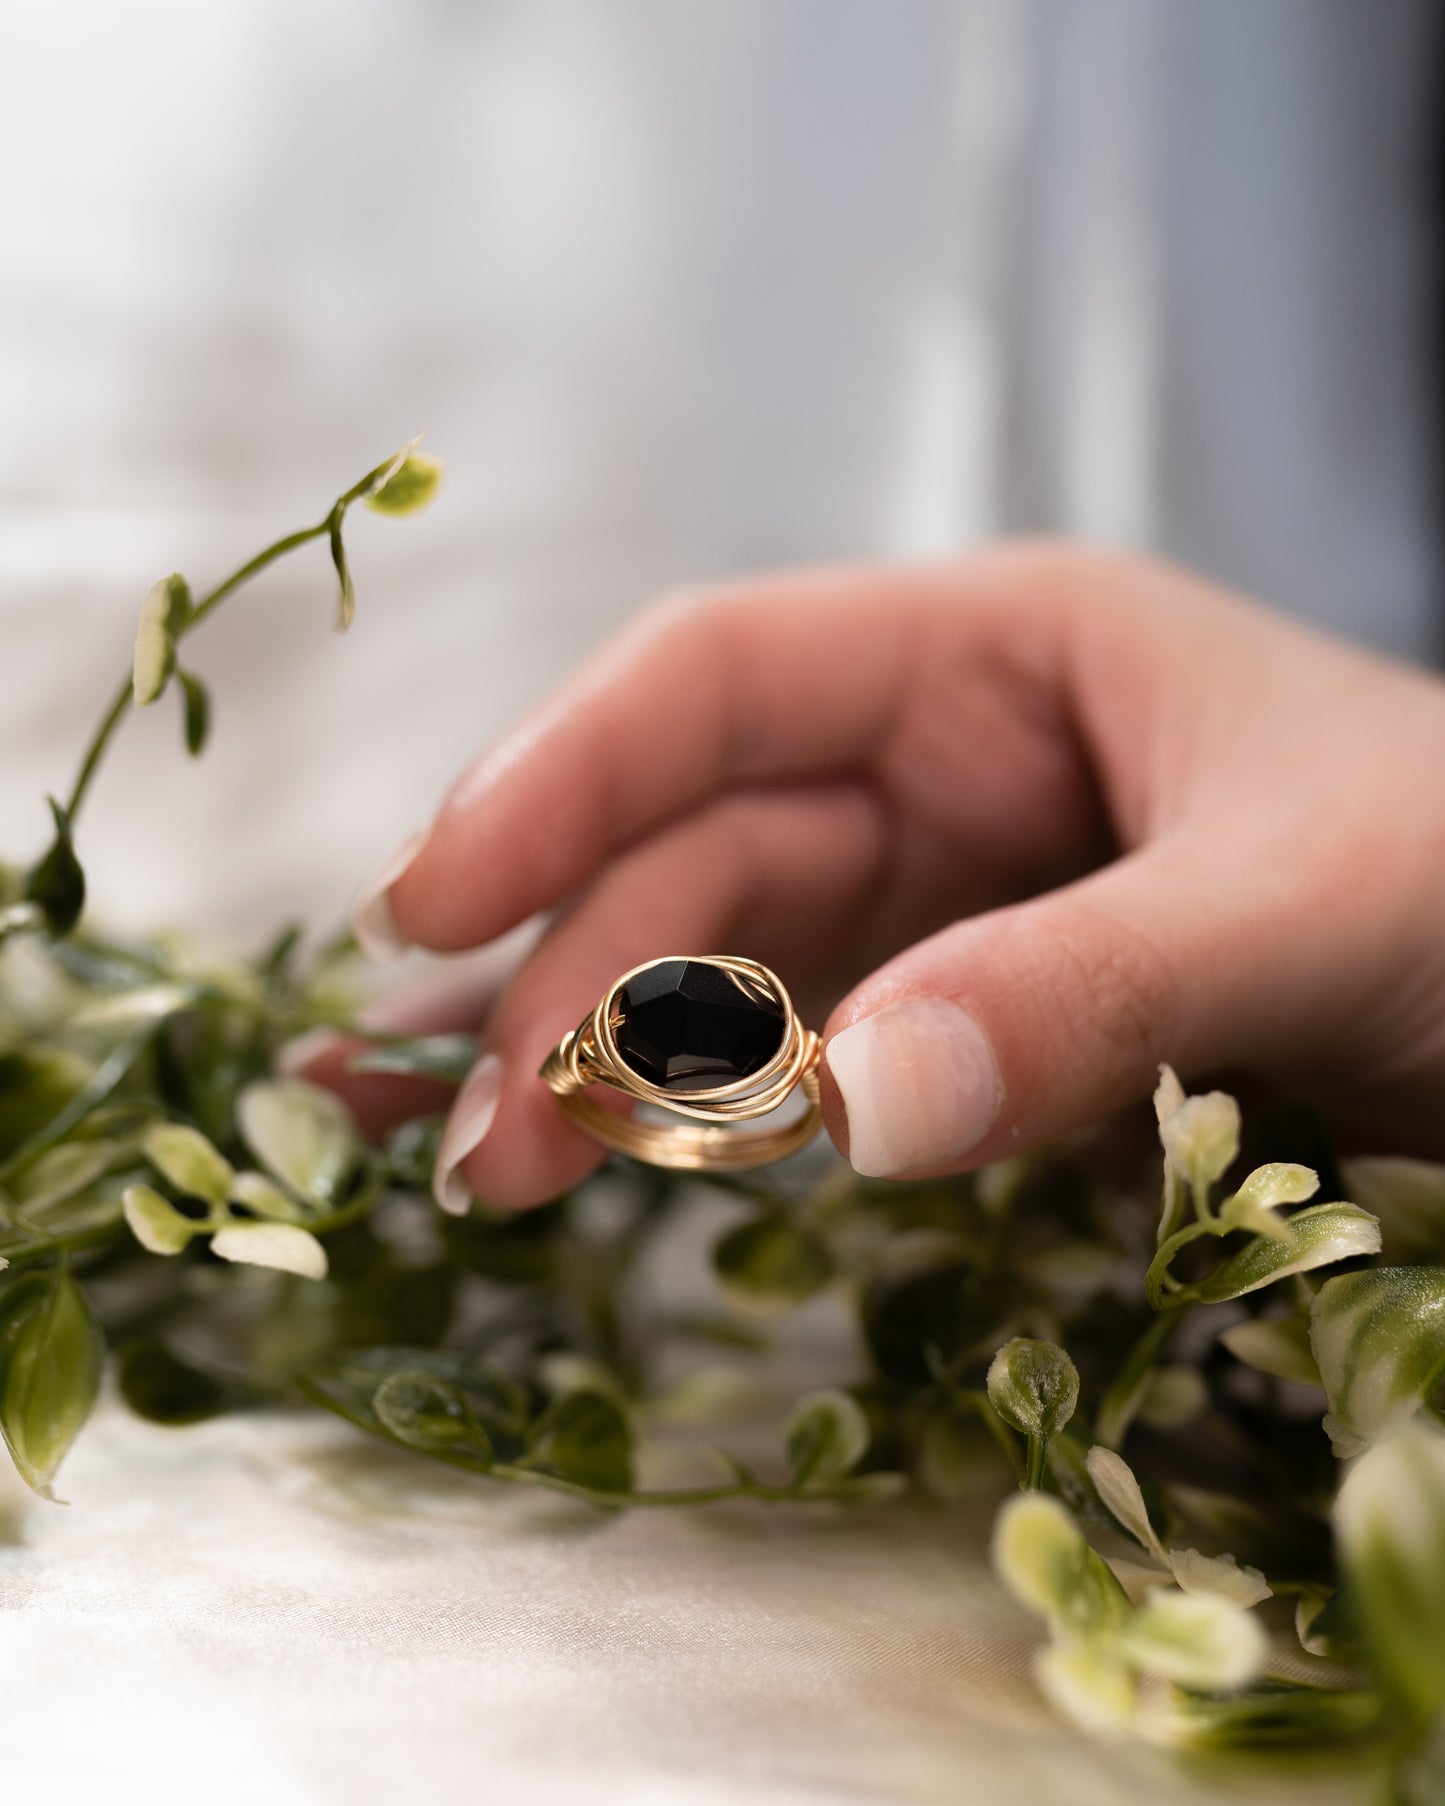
[825,997,1003,1179]
[433,1053,503,1215]
[274,1026,346,1077]
[351,828,429,963]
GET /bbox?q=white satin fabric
[0,1399,1369,1806]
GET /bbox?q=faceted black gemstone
[613,959,786,1093]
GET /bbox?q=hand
[332,545,1445,1211]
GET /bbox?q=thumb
[821,843,1298,1178]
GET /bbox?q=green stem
[62,450,390,826]
[185,520,333,636]
[64,522,330,824]
[295,1377,859,1510]
[1025,1433,1045,1491]
[1095,1306,1190,1449]
[1144,1218,1217,1309]
[64,680,133,826]
[0,1215,138,1269]
[1156,1166,1189,1247]
[0,1025,160,1187]
[306,1157,389,1236]
[484,1464,822,1509]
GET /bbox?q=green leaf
[365,451,443,517]
[524,1389,633,1494]
[358,436,420,499]
[0,1267,104,1499]
[143,1121,233,1207]
[348,1035,477,1084]
[1311,1267,1445,1458]
[1084,1446,1269,1605]
[1116,1588,1267,1689]
[68,982,198,1031]
[1166,1546,1271,1609]
[0,900,44,943]
[1158,1089,1241,1196]
[1085,1444,1168,1563]
[1218,1162,1319,1242]
[373,1371,494,1467]
[228,1171,300,1220]
[383,1117,443,1191]
[237,1078,358,1207]
[329,518,355,633]
[0,1049,91,1161]
[257,919,305,982]
[1181,1202,1381,1305]
[12,1141,115,1213]
[986,1338,1079,1451]
[1220,1315,1322,1386]
[1136,1363,1209,1430]
[303,1349,529,1445]
[713,1212,834,1310]
[119,1341,233,1425]
[210,1221,328,1279]
[132,572,189,705]
[1295,1587,1361,1662]
[1161,1679,1381,1750]
[1341,1156,1445,1263]
[1033,1643,1138,1736]
[537,1353,628,1407]
[123,1182,199,1255]
[1153,1065,1186,1123]
[177,669,210,757]
[992,1491,1131,1640]
[784,1388,870,1489]
[1042,1431,1115,1530]
[24,798,86,937]
[1335,1422,1445,1733]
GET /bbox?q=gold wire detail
[539,955,823,1173]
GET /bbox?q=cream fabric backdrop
[0,3,1433,1800]
[0,1401,1373,1806]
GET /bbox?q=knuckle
[635,580,743,642]
[966,537,1127,595]
[1046,899,1177,1075]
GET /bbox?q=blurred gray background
[1,0,1439,937]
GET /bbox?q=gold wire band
[539,955,823,1173]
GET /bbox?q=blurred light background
[1,0,1439,937]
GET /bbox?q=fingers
[280,1031,455,1142]
[281,928,536,1138]
[820,830,1325,1180]
[439,785,886,1211]
[362,557,1072,957]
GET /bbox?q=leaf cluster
[2,462,1443,1803]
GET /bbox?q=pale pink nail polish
[274,1026,346,1077]
[433,1053,503,1215]
[825,998,1003,1179]
[351,828,429,963]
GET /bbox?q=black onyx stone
[613,959,786,1093]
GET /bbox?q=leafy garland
[2,454,1444,1802]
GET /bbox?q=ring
[539,955,823,1173]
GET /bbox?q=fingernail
[433,1053,503,1215]
[825,998,1003,1179]
[352,828,430,963]
[274,1026,346,1077]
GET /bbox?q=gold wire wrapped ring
[539,955,822,1173]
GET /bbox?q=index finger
[371,556,1056,955]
